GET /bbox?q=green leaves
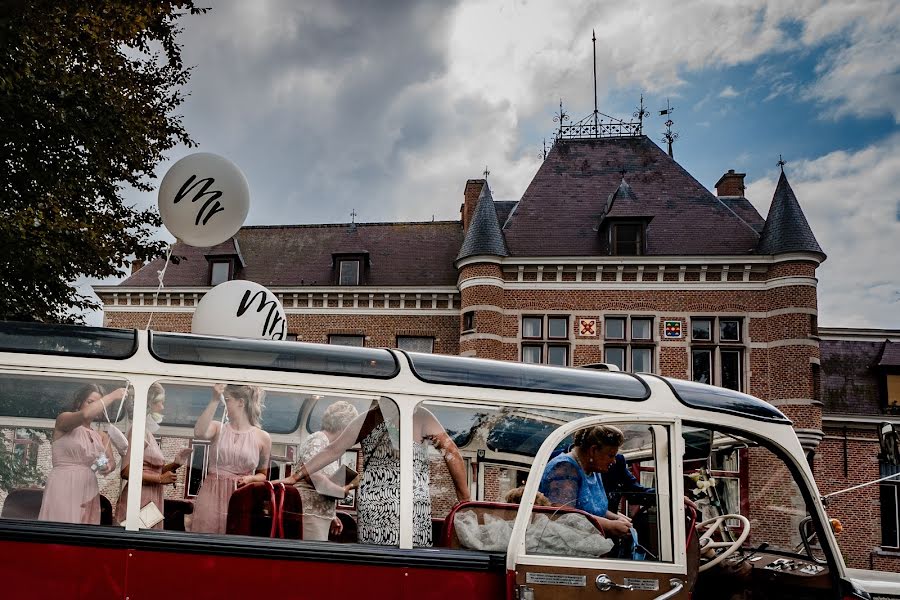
[0,1,203,322]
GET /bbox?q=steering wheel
[697,514,750,572]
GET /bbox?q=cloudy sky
[90,0,899,328]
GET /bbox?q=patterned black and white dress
[357,421,432,547]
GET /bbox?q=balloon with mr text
[192,280,287,341]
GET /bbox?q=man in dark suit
[601,454,655,514]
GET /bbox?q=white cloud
[745,134,900,328]
[719,86,740,98]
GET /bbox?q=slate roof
[820,338,888,416]
[457,182,509,260]
[880,341,900,368]
[756,171,824,258]
[501,136,762,256]
[718,196,765,233]
[121,222,464,288]
[600,178,651,221]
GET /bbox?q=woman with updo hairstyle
[190,383,272,534]
[38,383,127,524]
[281,400,360,540]
[114,383,191,528]
[538,424,633,538]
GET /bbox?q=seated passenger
[539,425,632,538]
[292,400,469,547]
[39,384,125,524]
[115,383,191,528]
[190,383,272,534]
[282,400,359,541]
[601,453,655,511]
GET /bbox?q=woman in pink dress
[189,383,271,534]
[38,384,126,524]
[115,383,191,528]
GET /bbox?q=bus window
[419,400,591,550]
[0,372,133,530]
[287,396,403,546]
[525,422,672,562]
[683,427,835,600]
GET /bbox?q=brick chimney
[715,169,746,197]
[131,259,144,274]
[461,179,486,232]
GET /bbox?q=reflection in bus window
[293,397,469,547]
[189,383,272,534]
[115,383,191,529]
[421,401,591,551]
[528,423,670,562]
[294,400,359,541]
[0,373,132,529]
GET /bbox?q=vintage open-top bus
[0,321,877,599]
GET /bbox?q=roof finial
[777,154,786,173]
[633,93,649,135]
[592,29,599,134]
[553,98,569,138]
[483,165,490,179]
[350,208,357,224]
[659,98,678,158]
[540,138,548,161]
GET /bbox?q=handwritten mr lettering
[173,174,225,226]
[236,289,286,339]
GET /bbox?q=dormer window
[209,259,233,286]
[339,259,360,285]
[332,252,369,286]
[612,222,644,256]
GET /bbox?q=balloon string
[145,244,174,330]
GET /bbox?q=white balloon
[158,152,250,247]
[192,280,287,341]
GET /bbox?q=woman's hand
[601,517,632,537]
[237,474,258,487]
[330,516,344,537]
[174,447,193,466]
[212,383,226,399]
[159,471,177,485]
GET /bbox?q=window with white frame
[883,480,900,548]
[329,334,365,347]
[521,315,569,366]
[603,315,655,373]
[396,336,434,353]
[209,259,232,286]
[690,317,744,390]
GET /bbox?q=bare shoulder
[256,427,272,446]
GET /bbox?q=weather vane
[350,209,357,224]
[660,99,678,158]
[633,93,649,135]
[777,154,786,173]
[483,166,490,179]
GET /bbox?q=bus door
[507,414,688,600]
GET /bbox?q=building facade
[94,133,895,570]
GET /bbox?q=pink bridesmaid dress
[115,430,166,528]
[38,426,107,524]
[189,423,260,534]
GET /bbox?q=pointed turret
[757,171,825,259]
[457,182,508,260]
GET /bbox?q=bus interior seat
[272,482,303,539]
[1,488,112,526]
[329,510,357,543]
[1,487,43,520]
[163,498,193,531]
[225,481,278,537]
[431,517,445,547]
[99,494,112,526]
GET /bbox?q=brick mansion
[96,133,900,570]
